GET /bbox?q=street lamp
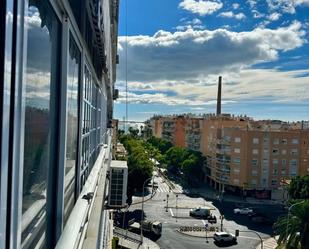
[166,194,169,212]
[175,194,178,222]
[285,200,305,243]
[141,176,154,243]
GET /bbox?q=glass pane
[64,34,80,225]
[22,1,60,248]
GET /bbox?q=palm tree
[274,200,309,249]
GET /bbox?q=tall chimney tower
[216,76,222,116]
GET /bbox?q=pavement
[256,236,279,249]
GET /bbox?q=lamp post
[166,194,169,212]
[285,200,305,243]
[220,215,224,231]
[176,194,178,222]
[141,176,154,244]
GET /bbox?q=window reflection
[22,1,60,248]
[64,34,80,225]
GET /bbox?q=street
[122,171,280,249]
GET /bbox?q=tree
[274,200,309,249]
[165,147,188,173]
[128,127,139,138]
[288,175,309,200]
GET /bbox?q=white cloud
[267,0,309,14]
[176,18,205,31]
[247,0,257,8]
[179,0,223,16]
[268,12,282,21]
[118,21,305,83]
[232,3,240,9]
[252,9,265,18]
[218,11,246,20]
[116,22,307,107]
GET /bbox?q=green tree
[128,127,139,138]
[165,147,188,173]
[288,175,309,200]
[274,200,309,249]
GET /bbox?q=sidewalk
[190,186,282,206]
[118,237,160,249]
[256,236,279,249]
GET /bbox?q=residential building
[0,0,119,248]
[185,117,203,151]
[202,118,309,197]
[161,116,186,147]
[148,113,309,195]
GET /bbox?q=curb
[176,229,215,238]
[131,189,157,206]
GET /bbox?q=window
[234,148,240,153]
[272,169,278,175]
[251,170,258,176]
[273,159,279,165]
[263,149,269,154]
[64,34,81,225]
[233,158,241,164]
[281,170,286,175]
[292,139,299,144]
[281,139,287,144]
[81,65,105,190]
[272,148,279,155]
[291,148,298,156]
[234,168,240,174]
[282,159,287,166]
[281,149,287,155]
[251,179,257,185]
[22,1,61,247]
[289,159,298,167]
[273,138,279,145]
[253,138,259,144]
[252,159,258,166]
[233,179,239,184]
[235,137,241,143]
[271,179,278,186]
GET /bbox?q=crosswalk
[156,184,171,193]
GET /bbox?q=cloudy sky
[114,0,309,122]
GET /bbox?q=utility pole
[166,194,169,212]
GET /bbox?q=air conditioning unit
[108,160,128,208]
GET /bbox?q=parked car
[233,207,253,215]
[189,207,212,218]
[213,232,237,243]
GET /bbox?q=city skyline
[114,0,309,122]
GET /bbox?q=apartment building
[161,116,186,147]
[0,0,119,248]
[185,117,203,151]
[148,114,309,195]
[202,118,309,196]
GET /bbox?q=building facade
[147,114,309,195]
[0,0,119,248]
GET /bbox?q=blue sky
[114,0,309,122]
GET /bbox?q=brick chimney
[216,76,222,116]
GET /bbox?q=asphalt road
[123,172,281,249]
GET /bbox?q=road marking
[202,220,206,225]
[169,208,174,217]
[238,235,260,240]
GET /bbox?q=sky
[114,0,309,122]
